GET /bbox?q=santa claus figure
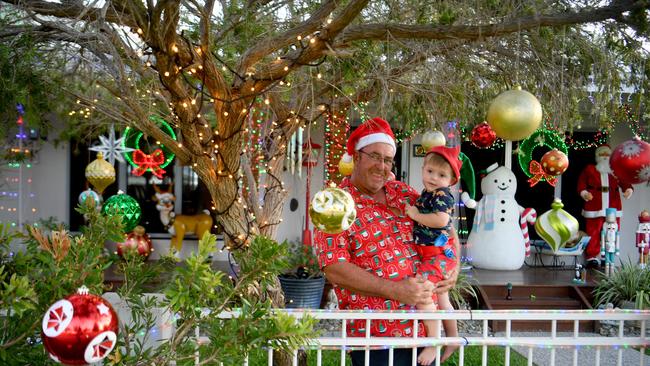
[577,145,633,268]
[637,210,650,269]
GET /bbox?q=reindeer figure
[154,185,213,254]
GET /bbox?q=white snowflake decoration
[89,125,134,165]
[620,140,642,158]
[638,165,650,183]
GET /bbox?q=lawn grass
[247,345,533,365]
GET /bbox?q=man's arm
[323,262,435,306]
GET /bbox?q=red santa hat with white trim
[339,117,396,175]
[595,144,611,156]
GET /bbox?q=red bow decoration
[132,149,166,178]
[528,160,558,187]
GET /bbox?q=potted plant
[593,259,650,308]
[278,241,325,309]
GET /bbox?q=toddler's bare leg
[416,302,439,365]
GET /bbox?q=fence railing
[209,309,650,366]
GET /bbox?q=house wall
[17,122,649,268]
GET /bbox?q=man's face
[351,143,395,195]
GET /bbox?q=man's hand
[434,267,459,294]
[580,190,593,201]
[624,188,633,199]
[394,274,434,305]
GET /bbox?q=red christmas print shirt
[315,177,434,338]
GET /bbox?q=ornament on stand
[534,198,579,254]
[85,152,116,194]
[78,188,102,210]
[310,185,357,234]
[42,286,118,365]
[420,130,446,151]
[540,149,569,176]
[102,191,141,233]
[486,87,542,141]
[637,210,650,269]
[88,124,134,165]
[117,225,153,259]
[470,122,497,149]
[610,138,650,186]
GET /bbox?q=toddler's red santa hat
[339,118,396,174]
[426,145,463,183]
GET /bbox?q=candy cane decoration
[521,208,537,256]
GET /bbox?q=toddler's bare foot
[441,345,458,363]
[418,346,437,365]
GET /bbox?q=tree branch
[237,0,336,75]
[1,0,139,28]
[334,0,649,45]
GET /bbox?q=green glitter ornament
[102,191,141,232]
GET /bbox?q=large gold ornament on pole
[487,87,542,141]
[310,186,356,234]
[85,152,116,194]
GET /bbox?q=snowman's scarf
[473,195,497,232]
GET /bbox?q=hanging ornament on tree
[338,154,354,176]
[470,122,497,149]
[78,188,102,209]
[123,116,176,178]
[42,286,118,365]
[540,149,569,176]
[518,129,568,187]
[85,152,116,194]
[117,225,153,259]
[487,87,542,141]
[421,130,446,151]
[88,124,134,165]
[102,191,141,232]
[610,137,650,186]
[534,199,579,254]
[310,185,357,234]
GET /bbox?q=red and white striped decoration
[520,208,537,256]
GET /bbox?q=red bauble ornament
[42,286,118,365]
[610,138,650,186]
[470,122,497,149]
[540,148,569,176]
[117,225,152,259]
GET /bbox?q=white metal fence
[209,309,650,366]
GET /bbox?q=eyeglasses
[358,150,395,167]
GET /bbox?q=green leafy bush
[593,259,650,307]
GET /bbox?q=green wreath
[123,115,177,171]
[518,128,568,181]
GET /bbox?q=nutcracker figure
[637,210,650,269]
[600,208,620,277]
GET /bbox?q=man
[314,117,459,366]
[577,145,633,268]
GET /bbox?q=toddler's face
[421,162,453,192]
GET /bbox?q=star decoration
[97,303,110,315]
[89,125,134,165]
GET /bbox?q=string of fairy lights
[2,104,38,228]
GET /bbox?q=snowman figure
[461,163,536,270]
